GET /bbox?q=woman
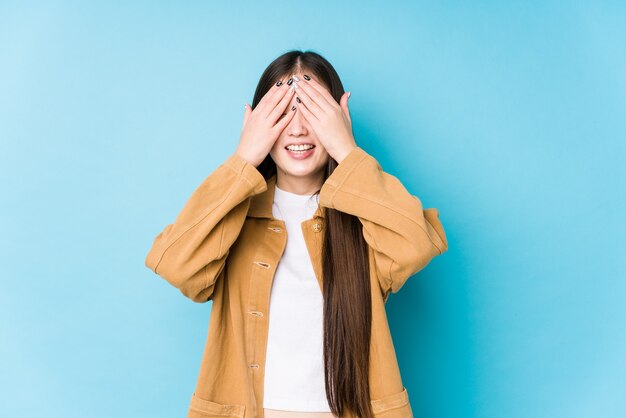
[145,50,448,418]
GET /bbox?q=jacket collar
[248,173,326,220]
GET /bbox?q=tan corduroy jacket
[145,146,448,418]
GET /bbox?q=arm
[145,152,267,303]
[318,146,448,300]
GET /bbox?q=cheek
[319,149,330,164]
[269,142,282,157]
[315,144,328,156]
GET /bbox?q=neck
[275,171,325,195]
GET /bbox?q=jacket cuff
[319,146,369,206]
[223,152,267,195]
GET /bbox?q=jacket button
[313,223,322,232]
[268,226,282,233]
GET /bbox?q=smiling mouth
[284,145,316,159]
[285,144,315,151]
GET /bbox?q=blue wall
[1,1,624,417]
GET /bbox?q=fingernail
[287,78,293,85]
[291,105,296,111]
[293,75,300,82]
[347,91,351,99]
[296,96,301,103]
[275,80,283,87]
[303,74,311,81]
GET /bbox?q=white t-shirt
[262,183,331,412]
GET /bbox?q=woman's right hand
[236,80,297,167]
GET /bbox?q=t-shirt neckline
[274,184,318,207]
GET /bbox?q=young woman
[145,50,448,418]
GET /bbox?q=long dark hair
[251,50,374,418]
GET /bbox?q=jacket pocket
[188,392,246,418]
[370,386,412,417]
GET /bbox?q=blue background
[1,1,624,417]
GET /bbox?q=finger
[294,83,324,119]
[267,86,295,123]
[273,103,297,133]
[256,80,288,115]
[260,82,292,120]
[296,95,318,122]
[297,79,334,114]
[300,75,338,112]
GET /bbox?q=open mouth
[284,144,316,159]
[284,144,315,152]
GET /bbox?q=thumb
[242,103,251,129]
[340,92,351,124]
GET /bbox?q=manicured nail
[275,80,283,87]
[303,74,311,81]
[291,105,296,111]
[293,75,300,82]
[287,78,293,85]
[296,96,301,103]
[347,91,351,98]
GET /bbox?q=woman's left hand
[294,75,357,163]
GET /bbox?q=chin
[271,157,326,177]
[279,163,319,177]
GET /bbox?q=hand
[294,75,356,163]
[236,80,297,167]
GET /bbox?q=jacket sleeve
[145,151,267,303]
[318,146,448,300]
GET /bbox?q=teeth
[286,144,314,151]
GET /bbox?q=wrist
[333,144,358,164]
[235,149,259,167]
